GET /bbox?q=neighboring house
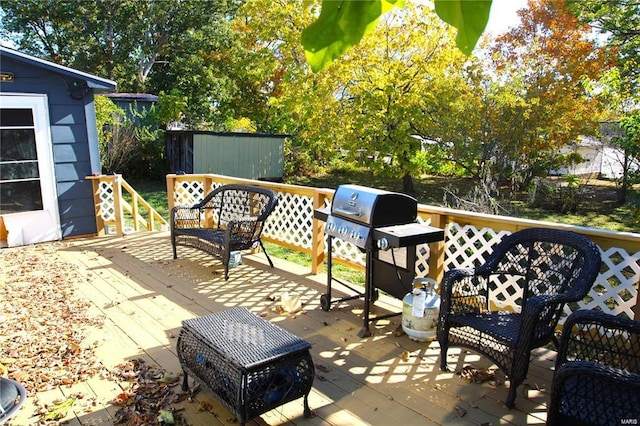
[0,46,117,247]
[550,122,638,179]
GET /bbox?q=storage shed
[103,92,158,122]
[0,46,117,247]
[167,130,286,181]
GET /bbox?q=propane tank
[401,277,440,342]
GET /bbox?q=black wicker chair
[437,228,602,408]
[548,309,640,425]
[171,184,278,280]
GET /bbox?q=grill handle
[333,208,362,218]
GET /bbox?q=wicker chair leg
[260,240,274,268]
[303,393,312,418]
[181,371,189,391]
[505,383,517,409]
[439,346,448,371]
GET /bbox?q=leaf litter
[0,242,106,394]
[0,242,189,424]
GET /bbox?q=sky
[485,0,529,35]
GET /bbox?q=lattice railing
[444,223,640,319]
[87,175,167,236]
[96,179,117,222]
[166,174,640,322]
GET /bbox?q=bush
[95,95,168,179]
[528,175,587,213]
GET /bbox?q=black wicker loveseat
[171,184,278,280]
[548,309,640,425]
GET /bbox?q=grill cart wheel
[320,294,331,311]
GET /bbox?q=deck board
[5,232,556,425]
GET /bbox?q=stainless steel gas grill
[314,184,444,337]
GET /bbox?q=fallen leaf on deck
[157,410,175,424]
[459,365,500,386]
[315,363,330,373]
[454,405,467,417]
[44,396,76,421]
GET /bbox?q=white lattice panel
[328,238,366,266]
[443,223,640,321]
[98,181,116,221]
[264,191,315,249]
[413,216,434,278]
[574,246,640,319]
[445,224,509,270]
[173,181,206,206]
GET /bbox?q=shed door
[0,94,61,246]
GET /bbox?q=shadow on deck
[8,231,553,425]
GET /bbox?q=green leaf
[157,410,175,424]
[44,397,76,421]
[302,0,404,73]
[434,0,492,55]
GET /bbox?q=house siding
[0,54,105,238]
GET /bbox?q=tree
[568,1,640,94]
[612,111,640,203]
[479,0,615,188]
[0,0,241,92]
[224,0,319,134]
[303,3,469,193]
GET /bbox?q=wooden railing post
[166,175,176,213]
[204,175,215,227]
[429,211,447,284]
[113,175,124,237]
[88,176,106,236]
[131,191,139,231]
[311,189,326,274]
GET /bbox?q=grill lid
[330,184,417,227]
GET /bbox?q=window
[0,108,44,214]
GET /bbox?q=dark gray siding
[0,56,98,237]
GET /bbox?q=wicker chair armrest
[555,360,640,387]
[440,268,490,314]
[225,217,264,246]
[171,205,203,228]
[557,310,640,373]
[524,293,575,314]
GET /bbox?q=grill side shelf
[373,224,444,248]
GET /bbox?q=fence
[165,173,640,322]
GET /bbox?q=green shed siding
[194,133,283,180]
[168,131,285,180]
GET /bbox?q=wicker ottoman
[176,307,315,425]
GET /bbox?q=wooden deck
[7,231,554,425]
